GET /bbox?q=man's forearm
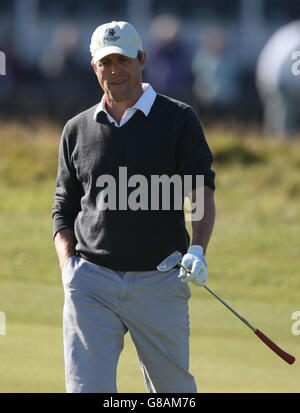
[190,186,216,254]
[54,228,77,270]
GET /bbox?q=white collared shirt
[93,83,157,127]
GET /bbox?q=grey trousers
[62,255,197,393]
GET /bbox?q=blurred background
[1,0,300,137]
[0,0,300,394]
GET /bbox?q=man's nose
[111,62,121,74]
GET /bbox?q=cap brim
[92,46,138,64]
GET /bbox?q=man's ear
[140,52,146,71]
[91,60,97,74]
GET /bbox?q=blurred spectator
[191,26,240,117]
[38,22,79,79]
[256,20,300,140]
[37,21,87,119]
[144,14,192,103]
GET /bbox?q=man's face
[92,52,146,103]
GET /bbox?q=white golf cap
[90,21,143,64]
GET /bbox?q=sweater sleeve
[52,122,83,240]
[176,106,215,192]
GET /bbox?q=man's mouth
[111,79,126,86]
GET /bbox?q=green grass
[0,121,299,393]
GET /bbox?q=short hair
[137,50,143,62]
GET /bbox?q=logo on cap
[104,27,120,43]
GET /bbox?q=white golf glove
[178,245,208,286]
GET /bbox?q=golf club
[157,250,295,365]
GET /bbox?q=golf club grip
[255,329,295,365]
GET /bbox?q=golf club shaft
[203,284,256,331]
[179,262,255,329]
[178,262,295,365]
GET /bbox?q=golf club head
[157,250,183,272]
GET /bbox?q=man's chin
[108,92,131,103]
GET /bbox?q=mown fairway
[0,121,299,392]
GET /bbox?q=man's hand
[178,245,208,286]
[54,228,77,271]
[59,254,73,272]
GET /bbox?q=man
[52,21,216,393]
[256,19,300,139]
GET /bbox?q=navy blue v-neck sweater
[52,94,215,271]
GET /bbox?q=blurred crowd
[1,13,300,139]
[144,16,242,122]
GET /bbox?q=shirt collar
[93,83,157,121]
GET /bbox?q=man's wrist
[59,253,75,270]
[188,245,204,258]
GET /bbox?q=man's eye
[99,60,110,67]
